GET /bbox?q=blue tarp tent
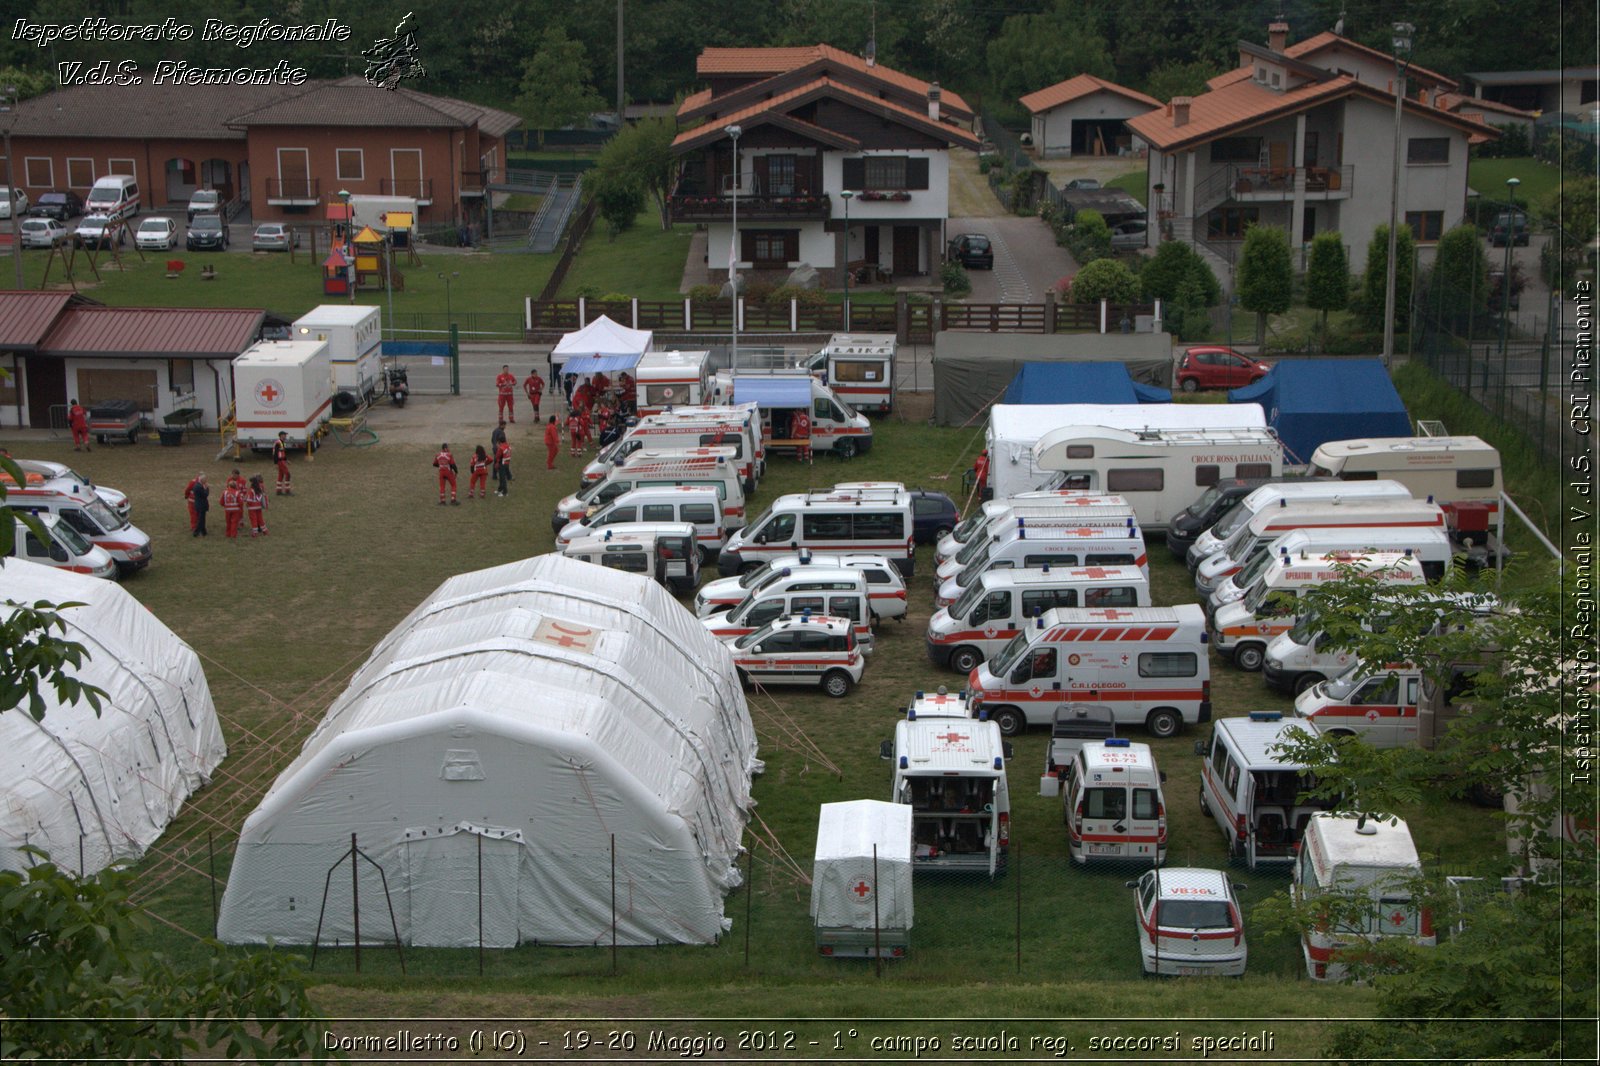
[1228,358,1409,463]
[733,377,812,408]
[1003,362,1172,405]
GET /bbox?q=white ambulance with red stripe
[7,476,153,574]
[1061,738,1166,865]
[1197,711,1336,869]
[585,404,762,490]
[555,485,726,561]
[887,712,1011,876]
[701,566,874,651]
[550,452,744,533]
[7,514,118,580]
[969,605,1211,738]
[695,551,907,620]
[935,523,1148,608]
[718,485,916,577]
[722,613,864,697]
[936,496,1137,567]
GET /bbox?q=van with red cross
[694,550,907,620]
[935,523,1149,607]
[721,613,864,698]
[584,403,762,491]
[1061,738,1167,865]
[884,711,1012,877]
[935,493,1133,565]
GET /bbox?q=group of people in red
[184,468,268,539]
[433,432,513,504]
[466,362,636,496]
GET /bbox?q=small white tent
[0,560,226,875]
[218,555,759,949]
[551,315,653,375]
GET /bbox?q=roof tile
[672,75,978,151]
[38,307,266,359]
[1020,74,1159,114]
[0,292,82,349]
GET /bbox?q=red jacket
[67,404,88,429]
[433,448,456,471]
[220,487,242,511]
[544,422,561,448]
[470,454,490,476]
[494,441,512,465]
[523,373,544,399]
[495,372,516,396]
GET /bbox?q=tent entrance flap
[733,378,812,408]
[564,353,643,375]
[403,825,523,948]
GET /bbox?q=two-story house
[1125,22,1497,277]
[668,45,980,285]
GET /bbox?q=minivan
[555,485,725,561]
[700,566,875,651]
[720,485,917,577]
[695,551,908,620]
[84,174,140,222]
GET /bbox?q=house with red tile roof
[668,45,980,285]
[1126,21,1497,274]
[1019,75,1159,159]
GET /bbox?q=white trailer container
[231,338,334,450]
[635,350,712,415]
[986,403,1268,500]
[293,305,382,413]
[811,800,914,958]
[820,333,896,414]
[348,195,419,232]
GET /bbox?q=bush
[1068,258,1140,304]
[1138,241,1220,306]
[1475,122,1531,158]
[941,261,971,296]
[767,284,828,310]
[687,283,722,302]
[742,279,777,307]
[1065,209,1112,264]
[1360,222,1415,332]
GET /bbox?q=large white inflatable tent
[0,560,226,875]
[218,555,760,949]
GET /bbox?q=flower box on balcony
[857,191,911,202]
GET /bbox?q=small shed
[552,315,654,375]
[0,560,226,875]
[1003,361,1171,405]
[933,331,1173,426]
[1020,74,1160,159]
[1228,358,1409,464]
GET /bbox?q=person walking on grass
[190,475,210,537]
[272,431,293,495]
[434,442,459,505]
[523,368,545,420]
[245,475,268,536]
[468,445,490,499]
[494,437,513,497]
[544,414,561,470]
[495,364,517,423]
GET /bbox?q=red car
[1175,347,1271,392]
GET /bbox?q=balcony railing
[381,178,434,203]
[460,170,488,195]
[1228,164,1354,200]
[265,177,319,203]
[667,182,832,223]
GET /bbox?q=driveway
[946,149,1078,303]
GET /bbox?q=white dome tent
[218,555,760,949]
[0,560,226,875]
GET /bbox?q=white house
[1020,74,1157,159]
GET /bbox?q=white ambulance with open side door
[1196,711,1337,869]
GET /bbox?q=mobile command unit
[292,305,382,414]
[230,338,333,450]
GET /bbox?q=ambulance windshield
[955,527,992,565]
[951,512,986,543]
[52,518,93,555]
[738,562,775,589]
[955,548,991,591]
[1322,658,1367,699]
[989,630,1032,676]
[1210,500,1252,539]
[949,581,985,622]
[84,497,125,531]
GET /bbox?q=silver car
[251,222,300,251]
[135,216,179,250]
[19,217,69,248]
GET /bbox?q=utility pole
[616,0,625,126]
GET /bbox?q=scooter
[386,363,410,407]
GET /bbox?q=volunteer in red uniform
[220,480,244,539]
[792,408,813,462]
[245,475,269,536]
[494,438,513,497]
[523,369,545,420]
[272,432,293,495]
[67,399,90,451]
[591,370,610,400]
[577,406,592,451]
[468,445,491,499]
[544,415,561,469]
[566,410,582,456]
[434,443,460,505]
[495,364,517,423]
[572,380,593,414]
[618,371,636,413]
[183,474,202,532]
[973,450,991,498]
[227,467,246,494]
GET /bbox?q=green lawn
[1468,155,1563,208]
[1104,167,1150,205]
[558,206,698,299]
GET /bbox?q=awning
[733,378,812,408]
[563,353,644,374]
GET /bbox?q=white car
[75,214,122,248]
[1127,868,1248,977]
[135,216,179,250]
[19,217,68,248]
[0,185,28,219]
[694,551,908,620]
[723,614,864,697]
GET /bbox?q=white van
[937,500,1139,567]
[818,333,895,414]
[560,521,700,594]
[555,485,725,561]
[586,404,761,490]
[1197,711,1337,868]
[700,566,875,650]
[7,477,153,574]
[937,492,1132,563]
[695,551,907,620]
[551,454,745,533]
[969,605,1212,738]
[2,459,130,520]
[634,349,711,415]
[885,713,1011,876]
[1031,426,1283,527]
[926,565,1152,674]
[1294,813,1435,981]
[936,524,1148,607]
[719,485,916,577]
[84,174,140,222]
[1194,498,1446,596]
[7,515,118,580]
[712,372,874,458]
[1209,550,1427,671]
[1208,526,1454,610]
[1186,480,1413,571]
[1061,739,1167,865]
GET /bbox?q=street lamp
[337,188,354,304]
[438,270,459,327]
[1,85,23,290]
[840,189,854,329]
[1499,176,1521,361]
[1381,22,1414,367]
[724,123,741,370]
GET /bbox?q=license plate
[1088,844,1117,855]
[1176,966,1207,976]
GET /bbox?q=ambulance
[903,686,978,720]
[936,523,1148,608]
[1196,711,1336,868]
[1060,738,1167,865]
[701,566,875,651]
[6,476,153,573]
[817,333,896,414]
[936,498,1138,567]
[559,521,701,594]
[968,605,1212,738]
[1293,813,1435,981]
[1208,526,1454,611]
[586,403,762,490]
[633,349,711,415]
[938,515,1144,584]
[1185,480,1413,571]
[926,565,1151,674]
[555,485,725,561]
[1209,550,1427,672]
[723,613,865,697]
[719,485,917,577]
[711,371,874,458]
[936,491,1131,562]
[884,711,1012,876]
[3,459,131,520]
[694,551,907,620]
[550,453,745,532]
[6,514,118,580]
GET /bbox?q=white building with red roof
[1019,74,1159,159]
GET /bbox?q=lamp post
[1499,176,1520,361]
[438,270,459,327]
[1,85,23,290]
[724,123,741,370]
[337,188,354,304]
[1381,22,1414,367]
[840,189,854,329]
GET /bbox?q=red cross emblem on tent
[938,732,969,744]
[1095,609,1133,619]
[533,618,598,653]
[852,880,872,899]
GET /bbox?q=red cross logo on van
[1095,609,1132,619]
[852,880,872,899]
[938,732,969,744]
[254,378,285,408]
[1080,567,1110,578]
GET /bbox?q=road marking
[988,228,1033,303]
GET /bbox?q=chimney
[927,82,941,122]
[1172,96,1192,127]
[1269,20,1289,53]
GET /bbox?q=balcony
[667,177,831,223]
[265,177,319,206]
[380,177,434,205]
[1228,164,1354,202]
[460,170,488,197]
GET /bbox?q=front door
[23,355,66,428]
[864,225,880,266]
[403,826,522,947]
[893,225,919,275]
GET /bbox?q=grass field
[1,384,1530,1049]
[1468,155,1564,208]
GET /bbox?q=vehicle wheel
[991,706,1026,737]
[1233,643,1266,672]
[1180,377,1199,393]
[1145,708,1182,739]
[1199,787,1212,817]
[1293,673,1323,696]
[949,645,983,675]
[1325,729,1356,740]
[835,438,857,460]
[695,545,709,567]
[96,434,107,445]
[821,669,852,698]
[932,525,953,544]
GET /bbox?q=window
[1206,206,1259,240]
[1132,788,1159,820]
[853,512,903,539]
[832,360,881,383]
[828,596,861,621]
[745,601,784,627]
[765,154,796,195]
[1022,554,1065,568]
[1108,468,1164,492]
[791,595,825,614]
[971,591,1011,625]
[862,568,891,584]
[641,503,676,522]
[745,229,798,266]
[1376,897,1420,936]
[759,513,796,542]
[1085,586,1139,608]
[336,149,364,182]
[1139,652,1198,678]
[1406,138,1450,165]
[1010,648,1056,684]
[1085,552,1136,567]
[1236,462,1274,479]
[911,497,940,516]
[756,631,797,653]
[842,156,930,190]
[1083,787,1127,820]
[1211,740,1229,775]
[1353,675,1400,705]
[795,630,833,652]
[1023,589,1074,617]
[1457,468,1496,489]
[681,503,717,524]
[108,158,136,179]
[1224,758,1241,798]
[1342,470,1377,480]
[1211,137,1262,163]
[803,513,852,540]
[1195,464,1221,487]
[1065,445,1095,459]
[602,550,649,573]
[602,506,636,523]
[1260,590,1299,618]
[1405,210,1444,242]
[67,158,94,187]
[25,158,53,187]
[814,398,846,422]
[865,156,907,189]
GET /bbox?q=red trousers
[247,509,266,534]
[71,424,90,447]
[224,507,243,538]
[546,444,559,469]
[527,392,542,418]
[275,460,292,492]
[187,501,198,532]
[469,470,488,496]
[497,394,515,421]
[438,469,457,501]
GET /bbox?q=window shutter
[907,157,929,190]
[752,155,768,189]
[741,229,755,263]
[842,157,864,189]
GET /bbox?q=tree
[985,0,1115,103]
[1425,225,1488,330]
[1068,208,1112,264]
[0,66,56,100]
[593,117,677,230]
[1360,222,1415,333]
[1167,268,1212,342]
[1138,241,1220,306]
[590,170,645,239]
[1304,231,1351,345]
[1067,257,1139,305]
[1142,59,1219,103]
[515,26,606,147]
[1236,224,1292,345]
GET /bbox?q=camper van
[968,605,1212,738]
[585,404,761,490]
[231,338,334,450]
[1205,524,1454,609]
[1293,813,1435,981]
[634,350,712,415]
[937,498,1138,566]
[1031,426,1283,527]
[817,333,896,414]
[926,565,1152,674]
[937,492,1131,562]
[551,453,745,532]
[720,486,917,577]
[884,713,1012,876]
[6,476,153,573]
[936,523,1148,607]
[695,551,907,620]
[711,372,873,458]
[1060,739,1167,865]
[7,514,118,580]
[1186,480,1414,571]
[700,566,874,650]
[811,800,914,958]
[1209,551,1427,671]
[293,305,382,414]
[555,485,725,560]
[559,522,701,594]
[1197,711,1337,868]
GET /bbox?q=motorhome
[1206,525,1454,609]
[817,333,896,414]
[711,372,873,458]
[811,800,913,958]
[292,306,382,414]
[634,350,711,415]
[937,498,1138,566]
[936,523,1148,607]
[1197,712,1337,868]
[926,565,1152,674]
[1032,426,1283,527]
[1186,480,1413,571]
[1060,739,1167,865]
[885,713,1012,877]
[937,491,1131,561]
[968,605,1212,739]
[720,485,917,577]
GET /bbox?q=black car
[909,489,959,544]
[186,214,229,251]
[947,233,994,269]
[1165,475,1335,558]
[28,191,84,221]
[1489,210,1529,247]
